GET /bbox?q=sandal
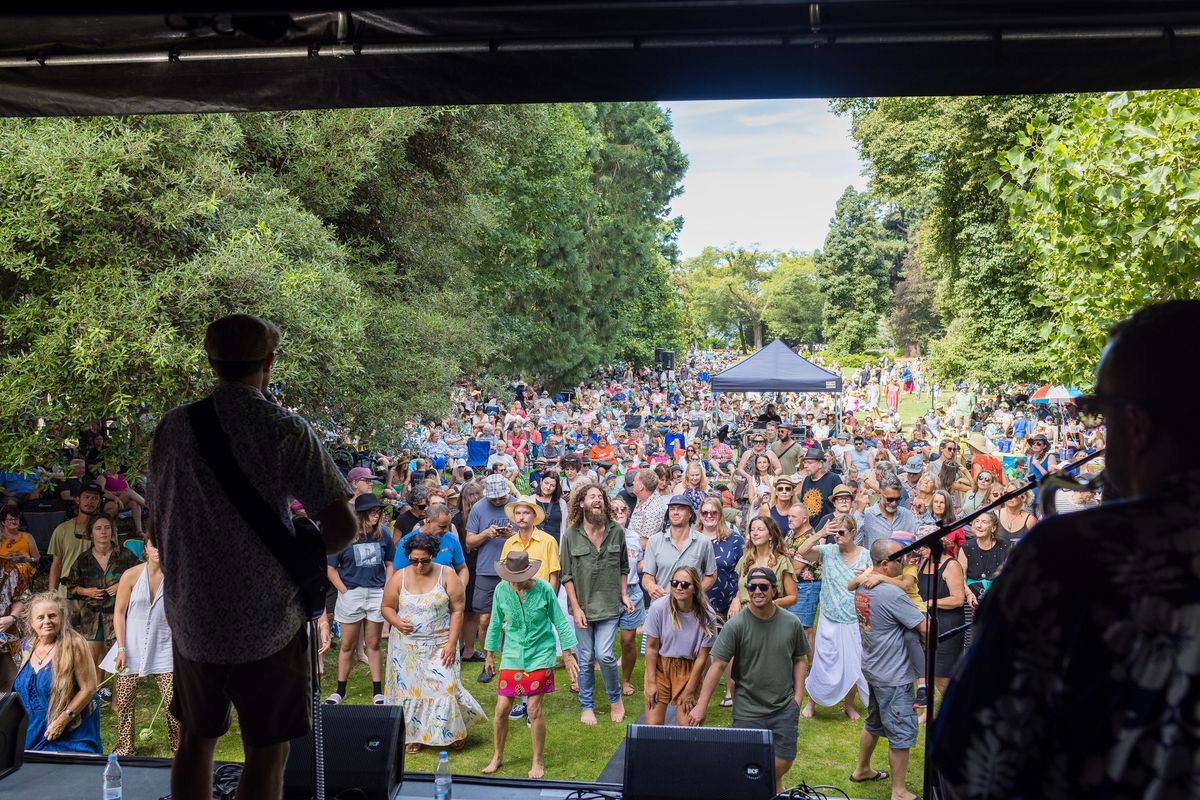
[373,693,385,705]
[719,694,734,708]
[622,683,636,697]
[849,770,891,783]
[450,739,467,751]
[405,743,421,754]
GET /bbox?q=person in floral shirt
[783,502,822,658]
[933,300,1200,799]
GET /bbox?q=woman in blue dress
[14,592,101,753]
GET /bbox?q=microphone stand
[887,447,1105,800]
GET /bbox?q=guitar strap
[186,396,313,600]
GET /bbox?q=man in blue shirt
[393,503,467,584]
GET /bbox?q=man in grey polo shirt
[851,539,926,799]
[856,476,918,548]
[641,495,716,600]
[465,472,516,683]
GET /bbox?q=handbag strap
[186,396,307,588]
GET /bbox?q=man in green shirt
[483,552,578,780]
[689,565,810,793]
[560,484,633,726]
[48,483,102,596]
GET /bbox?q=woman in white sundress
[382,532,485,754]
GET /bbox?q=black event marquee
[3,2,1200,117]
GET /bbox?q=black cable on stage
[775,782,852,800]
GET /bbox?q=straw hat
[504,495,546,526]
[965,432,997,455]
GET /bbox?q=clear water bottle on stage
[103,753,122,799]
[434,751,452,799]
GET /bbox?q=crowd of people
[0,325,1108,798]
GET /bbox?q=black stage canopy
[4,2,1200,116]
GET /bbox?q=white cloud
[663,99,867,256]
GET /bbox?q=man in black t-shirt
[799,447,840,520]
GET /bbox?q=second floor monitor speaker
[623,724,775,800]
[283,704,403,800]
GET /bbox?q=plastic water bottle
[103,753,122,799]
[433,750,452,800]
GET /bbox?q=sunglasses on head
[669,579,693,590]
[747,582,773,593]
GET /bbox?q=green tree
[816,187,891,353]
[831,95,1076,380]
[762,253,824,345]
[996,90,1200,384]
[888,254,942,356]
[682,246,776,349]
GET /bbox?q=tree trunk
[752,319,763,350]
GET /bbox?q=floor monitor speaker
[283,704,403,800]
[623,723,774,800]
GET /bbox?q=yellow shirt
[501,529,562,584]
[901,563,923,609]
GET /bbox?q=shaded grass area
[99,644,924,798]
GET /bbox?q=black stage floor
[4,755,620,799]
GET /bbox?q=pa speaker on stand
[283,704,404,800]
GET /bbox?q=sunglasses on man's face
[669,579,693,590]
[747,582,773,594]
[883,496,901,505]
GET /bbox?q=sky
[662,99,867,260]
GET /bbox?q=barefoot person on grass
[561,484,634,726]
[482,552,578,779]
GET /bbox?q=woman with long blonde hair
[731,517,797,612]
[15,592,101,752]
[643,566,716,725]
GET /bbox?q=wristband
[116,647,125,652]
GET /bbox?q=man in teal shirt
[482,552,578,780]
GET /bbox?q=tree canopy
[0,103,687,470]
[995,90,1200,385]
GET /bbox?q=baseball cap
[483,473,509,499]
[346,467,373,482]
[746,566,778,587]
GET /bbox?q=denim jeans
[575,616,621,710]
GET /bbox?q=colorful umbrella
[1029,384,1082,404]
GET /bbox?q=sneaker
[509,701,527,720]
[462,651,487,663]
[98,687,113,703]
[914,686,928,709]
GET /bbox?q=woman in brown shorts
[643,565,716,725]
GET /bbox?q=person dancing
[482,552,579,779]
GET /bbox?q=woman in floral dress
[382,532,485,754]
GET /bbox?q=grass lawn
[99,643,925,799]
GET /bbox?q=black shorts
[171,625,311,747]
[473,575,501,614]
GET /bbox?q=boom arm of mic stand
[885,447,1102,800]
[888,448,1105,563]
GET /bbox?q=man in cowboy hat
[482,551,579,781]
[800,447,841,520]
[642,495,717,601]
[500,496,561,591]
